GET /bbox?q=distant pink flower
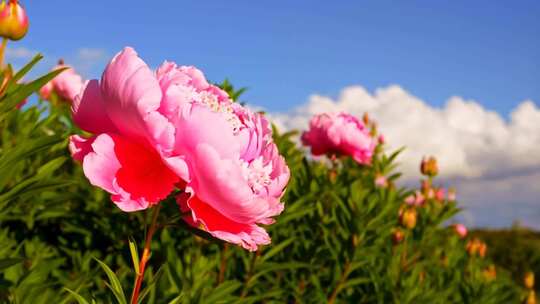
[377,134,385,145]
[39,63,83,103]
[414,190,425,206]
[375,174,387,188]
[404,195,416,205]
[435,188,445,201]
[162,62,290,251]
[301,112,376,165]
[448,188,457,201]
[69,48,187,212]
[453,224,467,238]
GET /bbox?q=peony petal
[175,104,241,159]
[69,134,96,162]
[72,80,117,134]
[178,194,270,251]
[101,47,163,142]
[188,143,275,223]
[81,133,178,212]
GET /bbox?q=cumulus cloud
[271,85,540,180]
[269,85,540,228]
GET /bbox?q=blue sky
[16,0,540,116]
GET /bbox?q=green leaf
[201,280,241,304]
[95,258,127,304]
[1,67,67,114]
[167,294,184,304]
[0,257,23,271]
[261,237,295,262]
[63,288,90,304]
[129,237,140,275]
[11,53,44,84]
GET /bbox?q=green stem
[130,204,161,304]
[0,38,8,69]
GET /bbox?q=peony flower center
[196,90,242,133]
[240,157,272,194]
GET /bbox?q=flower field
[0,2,538,303]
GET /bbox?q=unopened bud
[525,271,535,289]
[392,228,405,245]
[352,234,359,247]
[420,156,439,177]
[453,224,468,238]
[362,112,370,125]
[378,134,385,145]
[400,207,417,229]
[435,188,445,201]
[0,0,29,41]
[404,195,415,206]
[526,290,537,304]
[478,242,487,258]
[447,187,456,201]
[482,264,497,281]
[374,174,387,188]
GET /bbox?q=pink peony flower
[301,112,376,165]
[69,47,290,251]
[453,224,467,238]
[156,62,289,251]
[39,63,83,103]
[69,48,188,212]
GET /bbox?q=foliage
[472,228,540,292]
[0,54,533,304]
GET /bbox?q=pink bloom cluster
[301,112,376,165]
[39,63,83,103]
[69,48,289,251]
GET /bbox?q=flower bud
[404,195,415,206]
[526,290,537,304]
[482,264,497,281]
[420,156,439,177]
[478,242,487,258]
[362,112,370,125]
[435,188,445,201]
[400,207,417,229]
[392,228,405,245]
[378,134,385,145]
[453,224,468,238]
[447,187,456,201]
[525,271,535,289]
[374,174,387,188]
[0,0,29,41]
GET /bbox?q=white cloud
[270,85,540,180]
[268,85,540,228]
[70,48,109,77]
